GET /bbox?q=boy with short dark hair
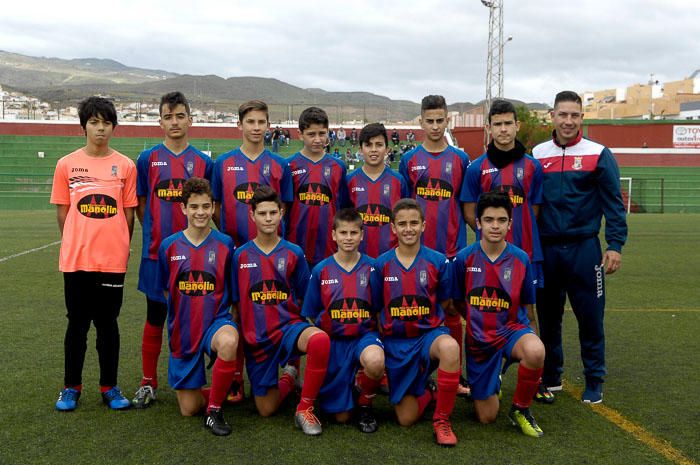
[232,185,331,435]
[133,91,213,409]
[51,96,137,411]
[372,199,461,447]
[453,191,546,437]
[156,177,239,436]
[302,208,385,433]
[347,122,409,258]
[286,107,351,267]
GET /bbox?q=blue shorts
[468,327,534,400]
[168,317,237,390]
[319,332,384,414]
[137,258,166,303]
[246,322,310,397]
[383,326,449,405]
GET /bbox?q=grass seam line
[0,240,61,263]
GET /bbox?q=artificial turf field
[0,211,698,465]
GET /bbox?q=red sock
[433,369,460,421]
[444,314,464,370]
[297,332,330,412]
[234,343,245,383]
[99,385,113,393]
[208,358,237,411]
[278,372,295,404]
[513,365,543,409]
[357,371,381,407]
[416,389,434,417]
[201,387,211,404]
[65,384,82,391]
[141,322,163,388]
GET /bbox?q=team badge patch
[263,163,270,176]
[573,157,583,170]
[503,267,512,282]
[420,270,427,286]
[208,250,216,264]
[277,257,286,271]
[111,165,118,177]
[360,272,368,287]
[516,167,524,180]
[324,166,331,178]
[186,160,194,174]
[445,161,452,174]
[383,184,391,197]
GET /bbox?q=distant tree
[515,105,552,152]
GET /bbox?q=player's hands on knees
[602,250,622,274]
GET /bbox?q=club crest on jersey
[516,168,524,180]
[186,161,194,174]
[359,272,368,288]
[468,286,512,313]
[176,270,216,296]
[415,178,453,201]
[263,163,270,176]
[445,161,452,174]
[155,178,186,202]
[298,183,332,206]
[324,166,331,178]
[111,165,118,177]
[77,194,118,219]
[503,267,512,282]
[329,298,371,322]
[383,184,391,197]
[277,257,286,271]
[420,270,427,286]
[573,157,583,170]
[208,250,216,264]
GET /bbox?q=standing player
[372,199,461,447]
[460,100,549,402]
[156,177,239,436]
[301,209,385,433]
[51,96,137,411]
[533,91,627,404]
[286,106,351,267]
[453,192,546,437]
[399,95,470,396]
[232,186,331,435]
[132,91,213,409]
[211,100,294,401]
[347,122,409,258]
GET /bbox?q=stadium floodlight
[482,0,506,148]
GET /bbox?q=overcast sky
[1,0,698,105]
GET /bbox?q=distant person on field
[51,96,137,412]
[391,129,400,146]
[132,91,213,409]
[532,90,627,404]
[337,126,347,146]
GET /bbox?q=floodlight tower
[482,0,510,146]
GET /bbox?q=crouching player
[452,192,545,437]
[232,185,331,435]
[156,177,239,436]
[372,199,461,447]
[302,209,385,433]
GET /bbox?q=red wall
[452,127,486,159]
[586,124,673,148]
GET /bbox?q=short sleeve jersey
[211,148,293,246]
[399,145,470,258]
[301,255,379,338]
[460,153,543,262]
[286,152,351,266]
[231,239,310,362]
[372,246,452,338]
[136,144,213,259]
[50,148,137,273]
[157,230,234,359]
[453,242,535,362]
[347,167,409,258]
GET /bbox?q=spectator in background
[350,128,358,147]
[337,127,347,147]
[391,129,400,146]
[272,126,281,153]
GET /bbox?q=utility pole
[482,0,510,147]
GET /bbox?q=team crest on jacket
[155,178,186,202]
[77,194,118,218]
[176,270,216,296]
[573,157,583,170]
[234,181,261,204]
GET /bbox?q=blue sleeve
[437,255,453,303]
[230,249,240,304]
[291,250,311,299]
[597,148,628,252]
[521,257,536,306]
[204,154,214,182]
[400,174,410,199]
[530,158,543,205]
[451,252,466,300]
[280,161,294,203]
[211,157,223,201]
[301,265,322,319]
[370,258,384,312]
[398,156,410,190]
[136,150,150,197]
[156,241,169,295]
[460,161,482,203]
[337,163,352,208]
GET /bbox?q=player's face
[420,109,449,143]
[300,124,329,156]
[238,109,269,145]
[159,104,192,141]
[487,112,520,151]
[361,135,388,168]
[391,208,425,247]
[85,114,113,146]
[181,193,214,229]
[551,100,583,145]
[476,206,512,244]
[251,201,283,235]
[332,220,364,253]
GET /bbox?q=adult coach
[532,91,627,404]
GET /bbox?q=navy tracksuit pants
[536,236,606,386]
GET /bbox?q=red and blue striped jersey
[460,153,544,262]
[157,230,234,359]
[286,153,351,266]
[399,145,470,258]
[347,167,409,258]
[231,239,310,362]
[211,148,293,247]
[372,246,452,338]
[301,254,379,338]
[452,242,535,362]
[137,144,213,259]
